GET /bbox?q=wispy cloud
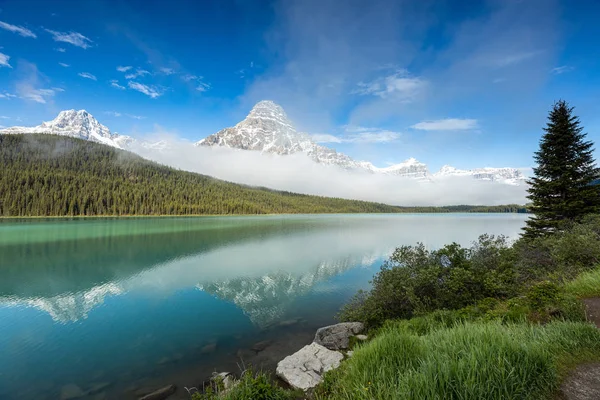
[159,67,175,75]
[0,92,17,99]
[196,81,211,92]
[411,119,478,131]
[312,126,401,144]
[104,111,146,119]
[0,52,12,68]
[14,61,62,104]
[0,21,37,38]
[58,62,70,67]
[125,68,150,80]
[19,88,57,104]
[353,70,426,100]
[181,74,198,82]
[110,80,126,90]
[551,65,574,75]
[45,29,93,49]
[128,81,163,98]
[55,48,66,53]
[78,72,97,81]
[117,65,132,72]
[482,50,543,68]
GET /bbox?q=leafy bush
[316,320,600,400]
[565,266,600,298]
[338,235,518,327]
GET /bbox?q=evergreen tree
[524,100,600,237]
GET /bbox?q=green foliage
[316,321,600,400]
[338,235,518,327]
[524,100,600,238]
[0,134,525,216]
[565,266,600,298]
[191,369,298,400]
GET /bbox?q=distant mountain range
[0,101,526,184]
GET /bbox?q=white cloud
[128,81,163,98]
[125,69,150,80]
[0,116,10,118]
[117,65,133,72]
[196,81,211,92]
[78,72,97,81]
[312,126,401,144]
[110,80,126,90]
[45,29,93,49]
[126,114,145,120]
[58,62,70,67]
[353,70,426,100]
[104,111,145,119]
[104,111,122,117]
[0,21,37,38]
[181,74,198,82]
[128,135,527,207]
[551,65,573,74]
[485,50,543,68]
[411,119,479,131]
[311,134,342,143]
[0,52,12,68]
[56,48,66,53]
[159,67,175,75]
[19,88,57,104]
[15,61,61,104]
[0,92,17,99]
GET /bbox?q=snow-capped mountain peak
[0,109,131,149]
[433,165,525,185]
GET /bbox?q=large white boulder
[276,342,343,390]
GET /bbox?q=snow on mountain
[196,100,370,171]
[0,109,131,149]
[434,165,525,185]
[372,158,431,179]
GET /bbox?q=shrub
[191,369,298,400]
[565,266,600,298]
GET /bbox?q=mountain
[196,100,370,170]
[0,109,132,149]
[434,165,525,185]
[196,100,524,183]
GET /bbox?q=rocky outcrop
[275,342,344,390]
[314,322,365,350]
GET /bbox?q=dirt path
[558,298,600,400]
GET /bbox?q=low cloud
[0,21,37,38]
[311,125,401,144]
[0,52,12,68]
[45,29,93,49]
[412,119,478,131]
[128,132,527,207]
[78,72,97,81]
[128,81,163,98]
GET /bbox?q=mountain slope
[0,134,411,216]
[0,109,132,149]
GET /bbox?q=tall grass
[564,266,600,298]
[316,320,600,400]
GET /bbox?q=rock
[137,384,176,400]
[200,342,217,354]
[212,372,237,391]
[276,342,344,391]
[60,384,86,400]
[314,322,365,350]
[346,351,354,357]
[355,334,368,341]
[252,339,273,353]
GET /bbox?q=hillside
[0,134,526,217]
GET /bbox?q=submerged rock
[314,322,364,350]
[60,384,85,400]
[276,342,343,390]
[213,372,237,392]
[252,339,273,353]
[137,384,176,400]
[200,342,217,354]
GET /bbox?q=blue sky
[1,0,599,172]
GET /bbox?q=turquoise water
[0,214,528,399]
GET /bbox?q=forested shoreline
[0,134,527,217]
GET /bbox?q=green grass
[316,320,600,400]
[564,266,600,298]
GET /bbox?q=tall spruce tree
[524,100,600,237]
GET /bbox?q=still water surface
[0,214,527,399]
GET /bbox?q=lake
[0,214,528,399]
